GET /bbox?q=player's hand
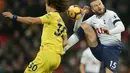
[102,27,110,34]
[2,12,13,19]
[81,6,90,15]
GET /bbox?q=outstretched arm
[64,6,89,52]
[2,12,42,25]
[73,14,85,32]
[73,6,90,32]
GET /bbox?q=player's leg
[90,43,122,73]
[76,23,98,47]
[102,45,122,73]
[64,23,98,51]
[78,24,120,73]
[24,50,61,73]
[24,52,47,73]
[44,52,61,73]
[106,67,113,73]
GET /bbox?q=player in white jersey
[64,0,125,73]
[80,48,101,73]
[82,9,124,46]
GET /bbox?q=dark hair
[46,0,70,12]
[88,0,97,7]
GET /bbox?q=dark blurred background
[0,0,130,73]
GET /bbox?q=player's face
[90,0,105,15]
[45,3,51,13]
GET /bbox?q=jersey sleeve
[109,11,125,34]
[110,12,121,25]
[39,13,52,24]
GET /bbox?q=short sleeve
[110,12,121,25]
[39,13,51,24]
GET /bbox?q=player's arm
[103,21,125,35]
[80,64,86,73]
[80,49,88,73]
[73,14,85,32]
[63,35,68,47]
[2,12,42,25]
[109,21,125,34]
[65,14,82,51]
[73,6,90,32]
[103,12,125,34]
[62,27,68,47]
[109,17,125,34]
[64,6,92,52]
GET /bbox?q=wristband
[12,15,17,21]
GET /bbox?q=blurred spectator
[79,48,101,73]
[0,0,5,12]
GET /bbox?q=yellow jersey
[39,12,67,55]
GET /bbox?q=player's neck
[96,9,106,18]
[49,8,57,12]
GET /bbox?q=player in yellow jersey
[2,0,70,73]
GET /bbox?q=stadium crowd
[0,0,130,73]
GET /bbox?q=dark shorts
[90,43,123,73]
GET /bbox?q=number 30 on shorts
[28,62,38,71]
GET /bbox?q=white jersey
[82,10,125,45]
[81,48,101,73]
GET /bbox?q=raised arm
[73,6,90,32]
[73,14,85,32]
[64,6,92,52]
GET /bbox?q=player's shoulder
[90,14,96,19]
[82,48,91,55]
[50,12,61,19]
[46,12,54,16]
[43,12,53,19]
[106,9,117,15]
[49,12,55,15]
[45,12,58,17]
[106,9,121,20]
[86,14,96,22]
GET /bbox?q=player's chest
[92,12,116,27]
[92,18,110,28]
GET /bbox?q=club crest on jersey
[46,14,51,18]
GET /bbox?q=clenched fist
[81,6,90,15]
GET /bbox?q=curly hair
[46,0,70,12]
